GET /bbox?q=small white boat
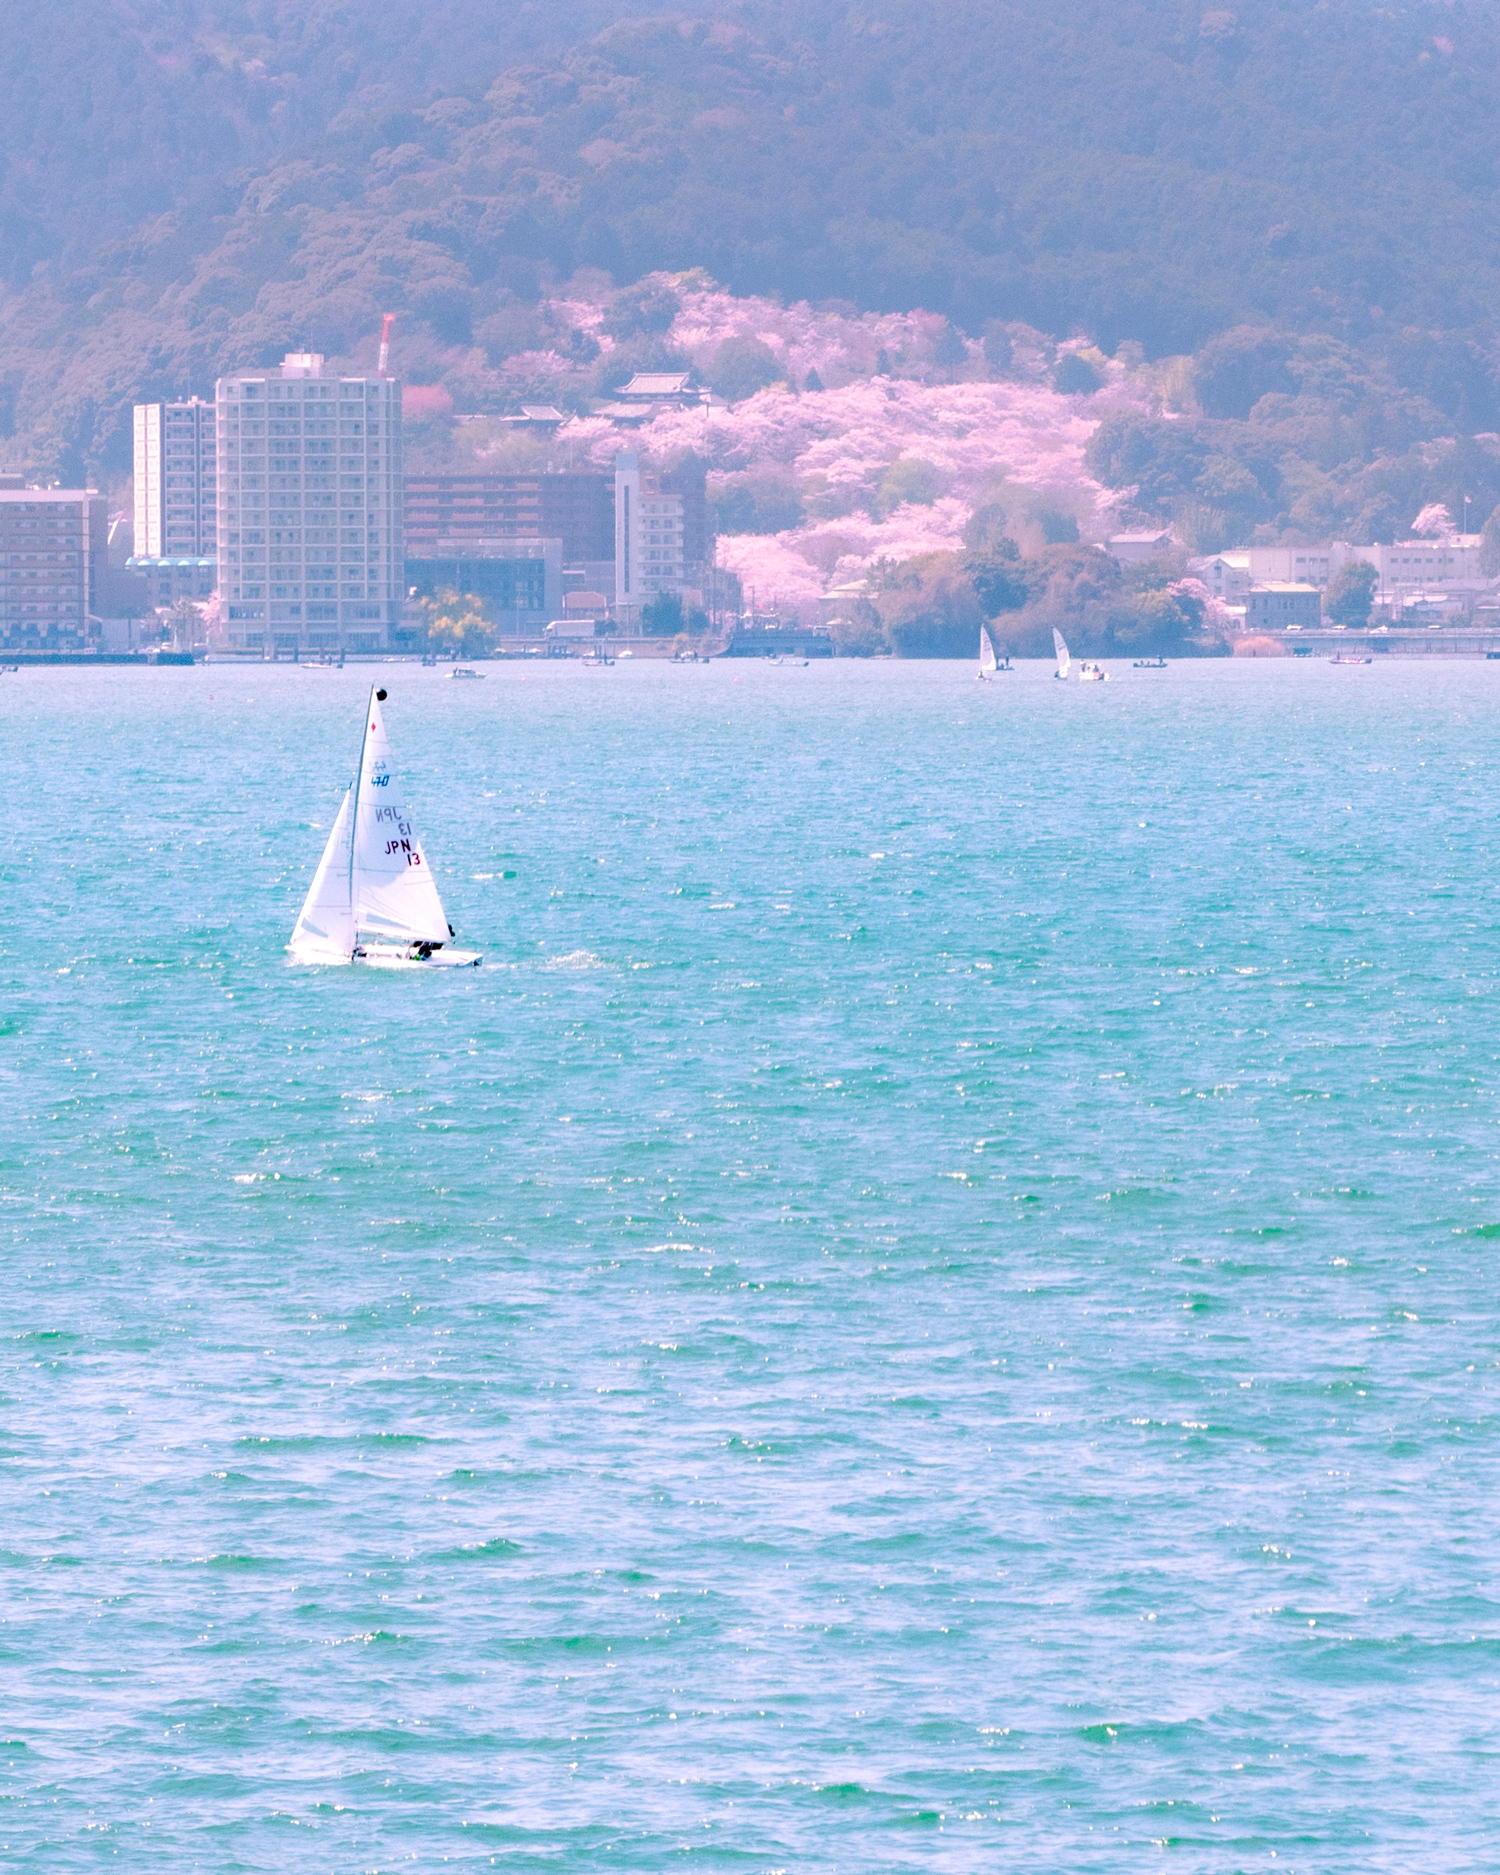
[451,666,484,680]
[288,685,481,968]
[1078,660,1109,682]
[1052,627,1071,681]
[978,623,998,679]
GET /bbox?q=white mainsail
[289,687,459,964]
[1052,627,1071,681]
[348,687,451,945]
[288,788,355,963]
[979,624,998,675]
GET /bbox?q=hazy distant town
[5,331,1492,667]
[6,287,1500,665]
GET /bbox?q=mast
[348,684,385,919]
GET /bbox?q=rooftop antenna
[376,312,396,379]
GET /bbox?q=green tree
[421,587,495,655]
[1482,501,1500,575]
[931,319,968,370]
[709,471,804,535]
[964,502,1011,553]
[1113,584,1205,654]
[878,457,942,512]
[641,590,684,635]
[1053,351,1103,395]
[982,323,1013,375]
[1192,327,1295,419]
[966,535,1030,614]
[710,337,782,402]
[602,282,680,340]
[875,551,982,656]
[1323,558,1378,627]
[1036,507,1079,544]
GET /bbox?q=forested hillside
[4,1,1500,489]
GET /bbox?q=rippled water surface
[3,657,1498,1870]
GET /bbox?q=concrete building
[613,451,710,615]
[1189,551,1252,601]
[1246,544,1342,588]
[1245,582,1322,632]
[216,353,403,653]
[127,556,218,610]
[1106,529,1174,564]
[404,536,563,635]
[1370,534,1486,599]
[1219,537,1492,606]
[134,398,217,559]
[405,473,612,562]
[0,475,106,651]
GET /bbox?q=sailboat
[288,686,481,968]
[1053,627,1071,681]
[978,623,999,679]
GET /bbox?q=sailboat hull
[354,945,483,969]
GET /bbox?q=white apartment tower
[215,353,403,653]
[613,450,708,615]
[133,398,217,558]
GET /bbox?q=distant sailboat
[1053,627,1071,681]
[289,686,481,968]
[978,623,998,679]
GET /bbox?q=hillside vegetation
[4,1,1500,506]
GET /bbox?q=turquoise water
[3,658,1497,1870]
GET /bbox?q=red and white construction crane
[376,312,395,379]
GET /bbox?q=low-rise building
[1248,544,1343,587]
[126,555,218,609]
[1371,534,1486,597]
[1189,551,1252,601]
[405,472,613,564]
[1106,529,1174,564]
[0,476,106,651]
[1232,538,1490,600]
[1245,582,1322,632]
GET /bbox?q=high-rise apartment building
[0,475,106,651]
[133,399,217,558]
[613,451,710,613]
[215,353,403,654]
